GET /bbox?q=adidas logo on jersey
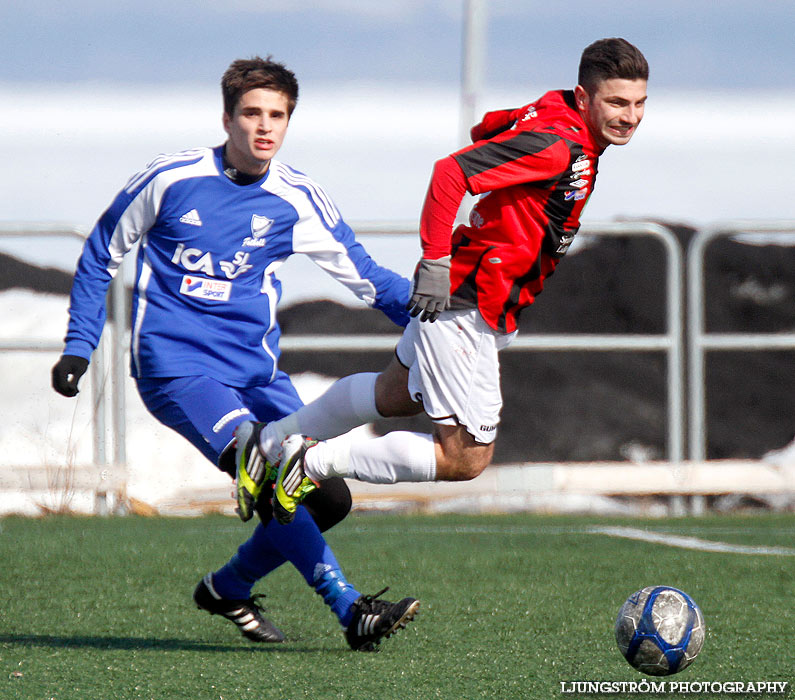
[179,209,203,226]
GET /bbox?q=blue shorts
[136,371,303,465]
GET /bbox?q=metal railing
[687,222,795,461]
[0,223,126,472]
[281,221,686,462]
[21,219,795,473]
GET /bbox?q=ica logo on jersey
[172,243,214,275]
[171,244,254,280]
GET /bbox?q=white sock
[259,372,380,464]
[305,431,437,484]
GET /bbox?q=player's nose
[621,105,642,125]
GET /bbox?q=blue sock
[312,562,361,627]
[212,524,286,600]
[212,506,360,626]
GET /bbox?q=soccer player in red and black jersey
[237,38,649,516]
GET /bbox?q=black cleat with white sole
[193,573,285,643]
[344,587,419,651]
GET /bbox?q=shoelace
[238,593,269,615]
[358,587,391,613]
[217,591,268,613]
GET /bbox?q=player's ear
[574,85,589,111]
[222,111,232,135]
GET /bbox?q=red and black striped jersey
[418,89,602,333]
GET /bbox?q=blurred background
[1,0,793,515]
[2,0,795,232]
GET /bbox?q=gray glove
[407,256,451,323]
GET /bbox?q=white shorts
[396,308,516,444]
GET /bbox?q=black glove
[52,355,89,397]
[406,256,451,323]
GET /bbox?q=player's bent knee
[436,434,494,481]
[301,477,352,532]
[454,449,493,481]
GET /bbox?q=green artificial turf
[0,512,792,699]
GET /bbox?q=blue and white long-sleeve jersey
[64,146,410,386]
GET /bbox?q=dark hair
[578,38,649,95]
[221,56,299,117]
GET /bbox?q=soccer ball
[615,586,705,675]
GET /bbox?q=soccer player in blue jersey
[51,56,418,651]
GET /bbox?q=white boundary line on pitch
[586,525,795,556]
[206,523,795,555]
[341,524,795,556]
